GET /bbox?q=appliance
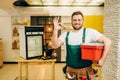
[19,26,44,59]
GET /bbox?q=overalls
[65,28,93,80]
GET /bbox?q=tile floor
[0,63,102,80]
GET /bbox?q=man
[51,11,111,80]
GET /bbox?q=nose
[75,20,80,25]
[76,20,80,23]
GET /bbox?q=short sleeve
[58,32,67,43]
[87,28,102,41]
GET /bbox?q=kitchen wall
[0,7,104,62]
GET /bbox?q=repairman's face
[71,15,84,30]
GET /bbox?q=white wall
[0,7,104,62]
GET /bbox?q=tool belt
[65,66,97,80]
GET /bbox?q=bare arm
[51,17,64,49]
[96,35,111,66]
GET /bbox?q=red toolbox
[80,43,104,61]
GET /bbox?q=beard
[72,23,83,30]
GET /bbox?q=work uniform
[59,27,102,80]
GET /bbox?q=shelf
[31,16,54,46]
[31,16,62,62]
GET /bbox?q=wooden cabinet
[0,39,3,67]
[31,16,54,48]
[31,16,61,62]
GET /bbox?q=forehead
[72,15,83,19]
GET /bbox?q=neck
[72,27,82,32]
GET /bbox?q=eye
[73,19,77,21]
[78,19,81,21]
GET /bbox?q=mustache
[74,23,80,25]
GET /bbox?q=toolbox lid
[81,43,104,46]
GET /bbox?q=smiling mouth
[74,24,81,26]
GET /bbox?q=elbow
[107,38,112,46]
[109,39,112,48]
[51,46,57,49]
[102,35,112,47]
[103,37,112,50]
[51,40,63,49]
[51,44,59,49]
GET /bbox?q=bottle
[44,51,46,58]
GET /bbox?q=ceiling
[0,0,15,8]
[14,0,105,7]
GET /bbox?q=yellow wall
[83,15,104,33]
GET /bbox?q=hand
[53,17,62,31]
[93,59,104,67]
[97,59,104,67]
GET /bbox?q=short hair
[71,11,84,19]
